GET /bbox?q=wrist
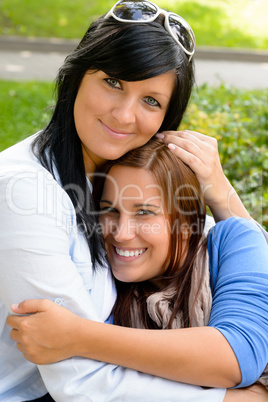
[206,179,234,222]
[208,183,250,223]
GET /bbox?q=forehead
[102,166,162,205]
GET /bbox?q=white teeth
[115,248,145,258]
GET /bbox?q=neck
[81,145,107,177]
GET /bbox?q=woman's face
[99,166,170,283]
[74,70,175,173]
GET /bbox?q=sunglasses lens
[113,1,158,21]
[168,15,195,53]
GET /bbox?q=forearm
[8,302,227,402]
[74,320,241,388]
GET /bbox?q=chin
[113,272,139,283]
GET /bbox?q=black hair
[32,13,195,267]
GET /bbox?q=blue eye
[145,97,160,107]
[105,78,121,89]
[137,209,155,216]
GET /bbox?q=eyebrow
[133,203,160,209]
[150,92,170,100]
[100,200,160,209]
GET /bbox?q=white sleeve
[0,170,226,402]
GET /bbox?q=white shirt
[0,135,226,401]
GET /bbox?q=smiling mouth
[101,121,134,138]
[115,247,147,258]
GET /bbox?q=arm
[207,218,268,388]
[7,219,268,389]
[8,301,241,388]
[156,130,251,222]
[1,168,226,402]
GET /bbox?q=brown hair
[94,140,207,329]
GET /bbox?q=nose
[113,215,137,243]
[111,97,136,125]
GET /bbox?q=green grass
[1,0,268,49]
[0,79,267,228]
[0,80,54,151]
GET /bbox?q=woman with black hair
[1,1,266,401]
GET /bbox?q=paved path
[1,48,268,89]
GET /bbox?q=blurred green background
[1,0,268,49]
[0,0,267,227]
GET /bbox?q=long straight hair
[94,140,207,329]
[32,13,195,267]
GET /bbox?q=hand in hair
[156,130,251,222]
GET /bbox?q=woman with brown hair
[8,140,268,401]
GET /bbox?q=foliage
[182,85,268,228]
[0,80,267,228]
[1,0,268,50]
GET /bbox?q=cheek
[99,215,118,240]
[141,220,169,244]
[74,98,86,138]
[74,90,98,128]
[139,112,166,139]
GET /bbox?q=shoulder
[0,133,38,166]
[0,133,47,187]
[0,136,76,239]
[0,133,68,204]
[208,217,268,290]
[208,217,265,247]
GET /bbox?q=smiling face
[99,166,171,283]
[74,70,175,173]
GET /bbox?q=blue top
[207,217,268,388]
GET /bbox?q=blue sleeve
[207,217,268,388]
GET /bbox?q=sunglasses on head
[105,0,196,61]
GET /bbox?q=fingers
[167,143,205,173]
[7,299,50,329]
[9,327,26,354]
[12,333,38,364]
[6,314,23,329]
[156,130,220,176]
[9,328,20,342]
[159,130,218,145]
[9,320,34,355]
[10,298,49,315]
[157,130,218,157]
[177,130,217,145]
